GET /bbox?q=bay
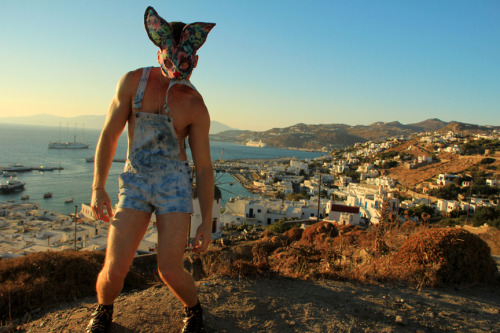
[0,123,324,215]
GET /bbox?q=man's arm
[187,98,214,253]
[91,71,136,220]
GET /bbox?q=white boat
[245,140,267,147]
[48,140,90,149]
[64,197,74,203]
[21,195,30,200]
[48,122,90,149]
[0,179,26,193]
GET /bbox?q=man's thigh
[104,208,152,271]
[156,212,191,269]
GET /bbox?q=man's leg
[156,212,198,307]
[96,208,152,304]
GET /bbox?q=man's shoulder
[121,67,150,84]
[175,86,207,114]
[116,67,152,96]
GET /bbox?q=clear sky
[1,0,499,131]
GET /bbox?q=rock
[395,315,407,325]
[287,320,296,326]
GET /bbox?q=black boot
[86,304,113,333]
[181,301,206,333]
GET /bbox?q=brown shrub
[333,229,368,247]
[252,241,275,269]
[283,227,303,244]
[400,220,419,232]
[391,228,497,287]
[338,224,358,234]
[298,222,338,247]
[219,260,259,279]
[0,251,147,321]
[269,246,323,279]
[261,229,274,239]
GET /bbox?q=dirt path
[16,276,500,333]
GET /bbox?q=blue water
[0,123,324,215]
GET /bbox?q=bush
[428,184,463,200]
[0,251,147,321]
[268,219,292,234]
[473,206,500,229]
[480,157,496,165]
[391,228,497,287]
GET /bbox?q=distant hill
[210,119,500,150]
[0,114,107,130]
[0,114,235,134]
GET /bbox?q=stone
[395,315,407,325]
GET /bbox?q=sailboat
[48,122,90,149]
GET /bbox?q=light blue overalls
[117,67,194,215]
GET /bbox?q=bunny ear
[178,22,216,54]
[144,6,174,49]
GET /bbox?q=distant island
[0,113,236,135]
[210,118,500,150]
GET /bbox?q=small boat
[0,179,26,193]
[64,197,74,203]
[44,192,53,199]
[21,195,30,200]
[2,171,17,178]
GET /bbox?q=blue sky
[0,0,498,131]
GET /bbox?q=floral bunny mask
[144,6,215,79]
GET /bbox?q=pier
[1,165,64,173]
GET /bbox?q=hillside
[210,119,500,150]
[1,223,500,332]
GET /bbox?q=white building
[436,199,461,213]
[289,160,309,174]
[221,197,328,226]
[325,201,361,226]
[437,174,458,186]
[486,179,498,187]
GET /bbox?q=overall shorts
[117,67,194,215]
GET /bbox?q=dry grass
[0,250,147,323]
[1,222,498,324]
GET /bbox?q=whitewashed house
[325,201,361,225]
[486,179,498,187]
[190,186,222,239]
[436,199,461,213]
[437,174,458,186]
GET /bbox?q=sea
[0,123,325,215]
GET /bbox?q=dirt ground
[12,271,500,333]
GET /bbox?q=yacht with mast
[48,122,90,149]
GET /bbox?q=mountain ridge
[210,118,500,150]
[0,114,235,135]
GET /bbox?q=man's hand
[192,222,212,253]
[91,189,113,222]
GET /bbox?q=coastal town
[1,128,499,259]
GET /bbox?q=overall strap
[133,67,152,110]
[165,79,198,110]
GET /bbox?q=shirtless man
[86,7,215,333]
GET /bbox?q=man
[86,6,215,333]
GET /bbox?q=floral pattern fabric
[144,6,215,79]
